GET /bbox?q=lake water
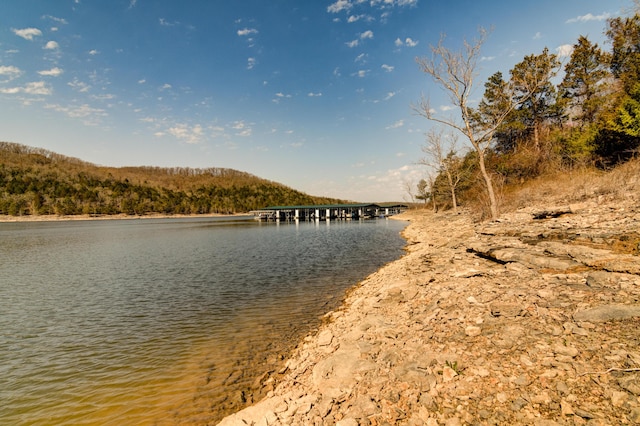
[0,216,407,425]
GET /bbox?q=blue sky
[0,0,632,201]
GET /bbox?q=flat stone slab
[573,304,640,322]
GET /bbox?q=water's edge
[214,216,411,423]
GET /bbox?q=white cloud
[237,28,258,36]
[44,40,59,50]
[247,57,256,69]
[566,12,611,24]
[395,37,418,47]
[38,67,63,77]
[0,81,52,95]
[384,91,396,100]
[360,30,374,40]
[160,83,172,90]
[231,120,252,136]
[346,39,359,48]
[45,103,106,124]
[327,0,352,13]
[381,64,394,72]
[480,56,496,62]
[12,27,42,41]
[355,53,367,63]
[0,65,22,81]
[273,92,292,103]
[440,105,455,112]
[88,49,99,55]
[159,18,179,27]
[138,78,146,84]
[42,15,68,25]
[386,119,404,129]
[68,78,90,92]
[91,93,115,101]
[404,37,418,47]
[329,0,417,14]
[308,92,322,97]
[533,32,542,40]
[167,123,204,144]
[355,69,369,78]
[556,44,574,58]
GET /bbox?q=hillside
[0,142,345,217]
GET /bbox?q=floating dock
[250,203,406,222]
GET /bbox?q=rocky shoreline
[218,194,640,425]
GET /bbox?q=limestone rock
[573,304,640,322]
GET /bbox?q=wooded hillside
[0,142,344,216]
[415,11,640,219]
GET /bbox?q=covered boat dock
[251,203,406,222]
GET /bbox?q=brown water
[0,216,407,425]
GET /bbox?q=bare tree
[419,128,466,212]
[401,177,416,204]
[414,28,525,220]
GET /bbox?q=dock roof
[261,203,379,210]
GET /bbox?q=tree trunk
[477,150,499,219]
[445,170,458,212]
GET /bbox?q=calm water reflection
[0,216,406,425]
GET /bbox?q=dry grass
[499,158,640,213]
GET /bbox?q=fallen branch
[579,367,640,376]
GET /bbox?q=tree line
[415,10,640,219]
[0,142,343,216]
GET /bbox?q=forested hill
[0,142,345,216]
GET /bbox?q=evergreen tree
[560,36,611,126]
[510,48,562,149]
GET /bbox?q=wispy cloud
[247,57,256,70]
[12,27,42,41]
[42,15,68,25]
[360,30,374,40]
[395,37,418,47]
[0,81,52,95]
[328,0,417,14]
[232,120,252,137]
[272,92,292,103]
[386,119,404,129]
[38,67,63,77]
[307,92,322,97]
[566,12,611,24]
[159,18,179,27]
[381,64,394,72]
[0,65,23,81]
[237,28,258,37]
[45,103,107,125]
[327,0,352,13]
[167,123,204,144]
[68,78,90,92]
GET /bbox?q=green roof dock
[250,203,406,221]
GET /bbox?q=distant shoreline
[0,213,253,223]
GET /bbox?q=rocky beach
[219,177,640,425]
